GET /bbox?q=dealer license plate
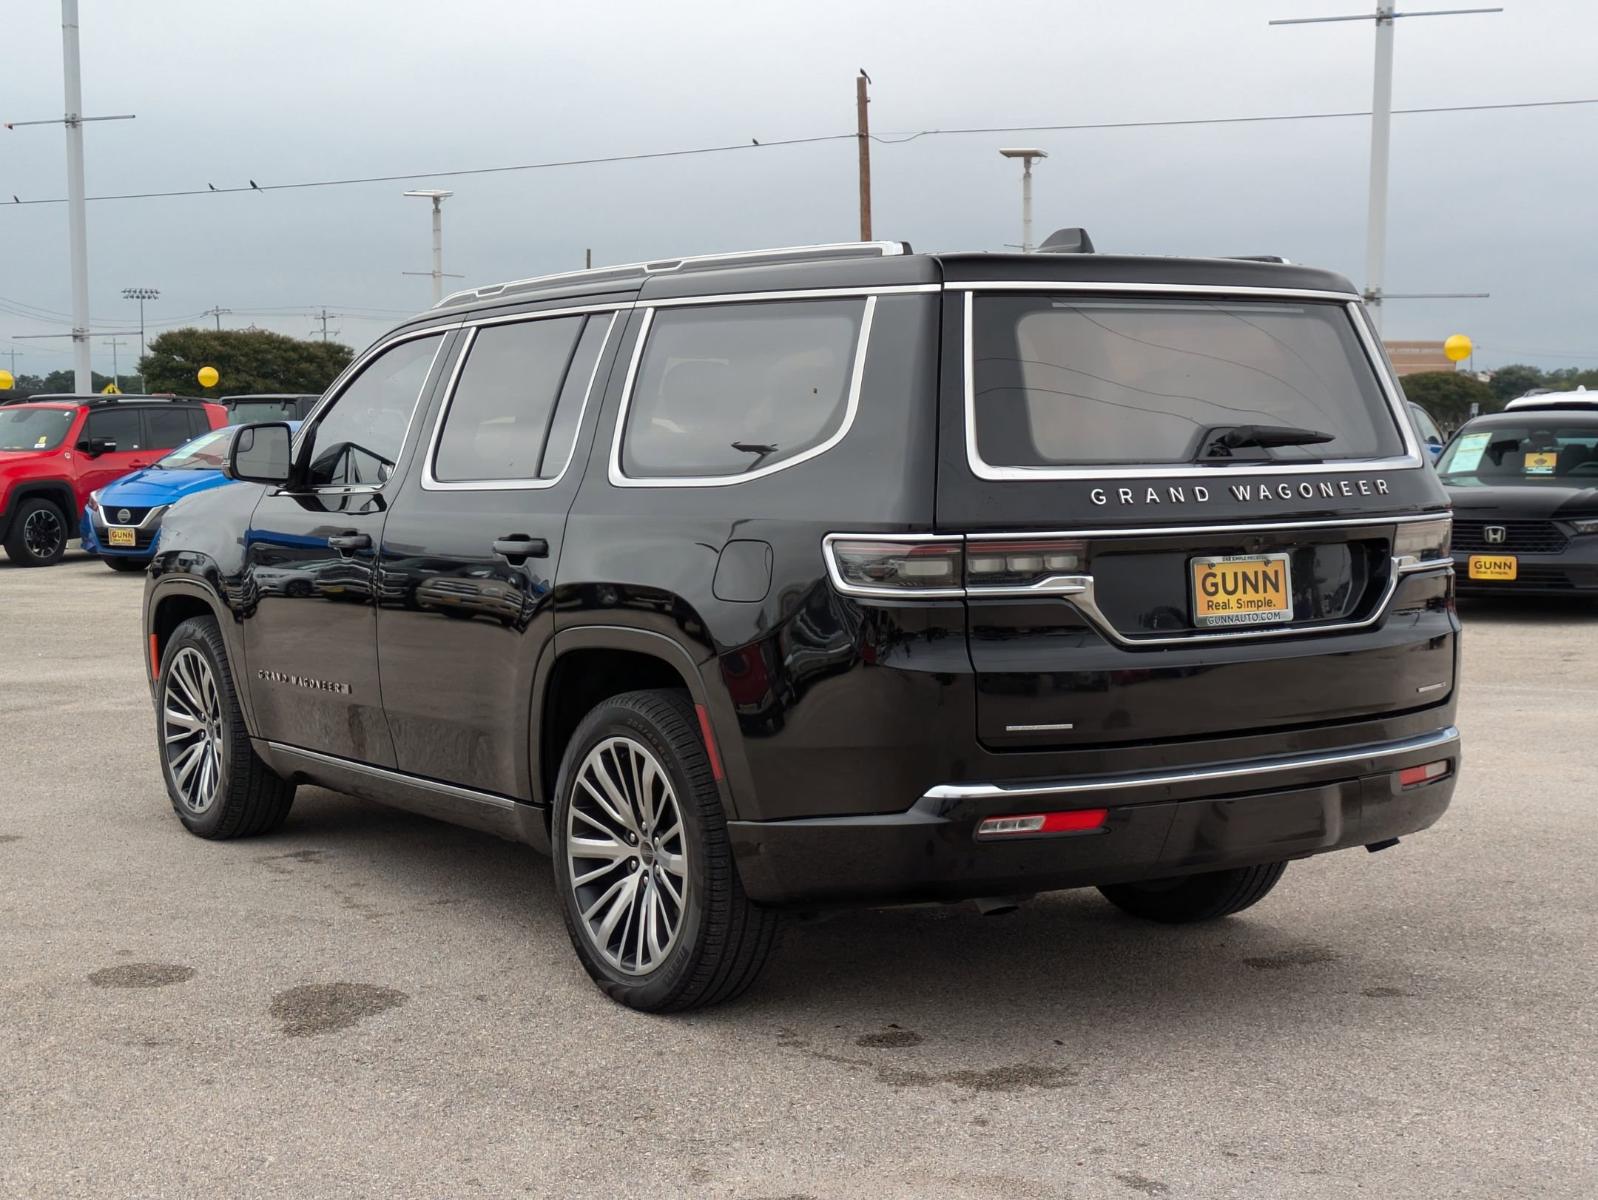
[1468,554,1517,581]
[108,527,136,547]
[1190,553,1293,627]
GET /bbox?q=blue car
[82,422,300,572]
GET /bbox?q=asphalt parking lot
[2,552,1594,1199]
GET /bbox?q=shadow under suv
[142,236,1461,1011]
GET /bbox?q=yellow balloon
[0,370,13,390]
[1443,334,1472,363]
[197,365,220,388]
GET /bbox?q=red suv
[0,395,227,567]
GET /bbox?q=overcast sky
[3,0,1595,381]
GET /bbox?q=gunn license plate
[1468,554,1517,581]
[107,527,136,547]
[1190,553,1293,627]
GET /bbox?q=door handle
[493,535,549,562]
[328,532,371,554]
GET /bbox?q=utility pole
[314,308,342,343]
[202,305,232,331]
[122,287,158,360]
[585,248,592,270]
[1271,3,1501,331]
[999,148,1048,253]
[3,347,18,378]
[3,4,135,393]
[855,70,873,242]
[403,189,462,304]
[106,337,128,391]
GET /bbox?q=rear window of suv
[970,295,1407,469]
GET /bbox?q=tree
[1,369,141,398]
[1486,363,1545,403]
[1401,371,1500,430]
[138,327,352,398]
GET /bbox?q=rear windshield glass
[971,296,1406,468]
[1437,423,1598,483]
[0,407,74,452]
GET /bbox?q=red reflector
[1398,760,1449,787]
[694,703,724,781]
[977,808,1108,839]
[149,633,160,680]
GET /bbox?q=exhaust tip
[1366,838,1401,854]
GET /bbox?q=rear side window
[970,296,1406,469]
[432,314,608,483]
[86,408,143,450]
[144,407,194,449]
[620,298,867,480]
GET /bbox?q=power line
[3,96,1594,208]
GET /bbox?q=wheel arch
[1,479,78,540]
[535,626,747,822]
[146,577,261,736]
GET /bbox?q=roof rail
[437,240,911,309]
[1226,255,1292,264]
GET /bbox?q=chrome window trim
[821,532,966,599]
[608,294,879,489]
[419,311,619,493]
[921,725,1460,802]
[638,284,938,308]
[948,280,1361,301]
[960,511,1449,542]
[291,325,456,496]
[958,288,1424,482]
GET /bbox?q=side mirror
[76,438,116,457]
[226,422,294,486]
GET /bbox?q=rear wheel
[4,498,68,567]
[551,689,779,1012]
[104,556,152,573]
[1098,861,1288,924]
[157,616,296,839]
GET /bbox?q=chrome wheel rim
[23,508,63,559]
[162,647,225,815]
[565,736,689,976]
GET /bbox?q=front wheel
[551,690,779,1012]
[156,616,296,839]
[1098,861,1288,924]
[4,497,68,566]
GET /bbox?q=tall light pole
[402,189,460,304]
[999,148,1048,253]
[122,287,158,361]
[1270,4,1501,332]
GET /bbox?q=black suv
[142,237,1461,1010]
[1437,397,1598,593]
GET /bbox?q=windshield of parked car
[0,406,75,452]
[155,426,236,470]
[970,297,1408,467]
[1437,422,1598,483]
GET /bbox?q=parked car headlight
[1569,517,1598,535]
[86,488,104,512]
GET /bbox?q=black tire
[1098,861,1288,924]
[3,497,69,567]
[156,615,296,839]
[551,689,779,1012]
[104,556,152,573]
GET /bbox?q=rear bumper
[1453,545,1598,595]
[729,725,1460,906]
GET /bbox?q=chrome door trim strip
[958,290,1424,483]
[922,725,1461,802]
[609,295,880,489]
[419,311,619,493]
[267,742,520,810]
[947,280,1362,301]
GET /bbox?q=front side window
[304,334,442,488]
[432,315,596,483]
[620,298,866,479]
[970,296,1406,469]
[0,407,74,452]
[86,408,143,451]
[1438,422,1598,484]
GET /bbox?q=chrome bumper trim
[921,725,1461,803]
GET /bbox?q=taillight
[823,536,964,596]
[975,808,1108,840]
[1398,759,1450,788]
[965,538,1087,589]
[1393,518,1452,567]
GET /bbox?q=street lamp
[999,148,1048,253]
[122,286,158,361]
[402,189,457,304]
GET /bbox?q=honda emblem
[1483,525,1507,545]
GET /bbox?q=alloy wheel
[162,647,226,815]
[22,508,63,560]
[565,735,689,976]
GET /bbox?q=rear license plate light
[975,808,1108,840]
